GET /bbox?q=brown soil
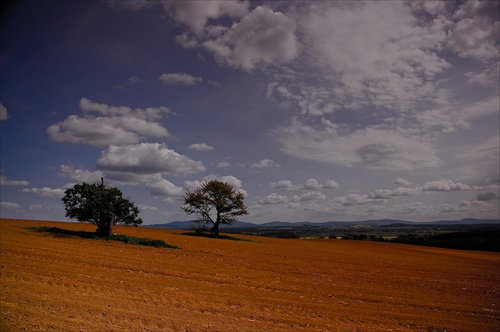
[1,218,499,331]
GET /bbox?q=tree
[61,179,142,236]
[181,180,248,237]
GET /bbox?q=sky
[0,0,499,225]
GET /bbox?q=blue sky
[1,0,499,225]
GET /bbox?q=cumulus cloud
[451,134,500,183]
[323,180,340,190]
[217,161,230,168]
[99,172,162,186]
[0,175,29,186]
[259,193,288,205]
[97,143,205,176]
[138,204,158,213]
[266,1,451,115]
[1,201,20,209]
[0,103,8,121]
[291,191,326,202]
[446,1,499,63]
[275,118,441,171]
[189,143,214,152]
[466,63,500,86]
[303,178,321,191]
[22,187,65,197]
[146,179,184,197]
[421,179,471,192]
[271,180,293,190]
[170,3,299,71]
[335,194,372,206]
[48,98,172,147]
[163,0,249,34]
[159,72,202,86]
[394,178,412,186]
[369,187,419,200]
[271,178,339,191]
[58,164,103,184]
[250,159,280,169]
[78,98,173,119]
[437,199,498,219]
[202,6,299,71]
[185,175,243,192]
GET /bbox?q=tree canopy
[62,179,142,236]
[181,180,248,237]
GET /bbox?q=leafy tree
[181,180,248,237]
[62,179,142,236]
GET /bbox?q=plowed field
[1,218,499,331]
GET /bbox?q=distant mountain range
[146,218,499,230]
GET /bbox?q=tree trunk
[213,222,220,237]
[96,217,114,237]
[107,216,114,236]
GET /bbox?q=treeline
[343,230,500,252]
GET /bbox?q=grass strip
[26,226,179,249]
[178,232,254,242]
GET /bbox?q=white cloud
[323,180,340,190]
[185,174,245,196]
[335,194,373,206]
[22,187,65,197]
[215,175,242,190]
[369,187,419,200]
[466,63,500,86]
[146,179,184,197]
[217,161,230,168]
[0,175,29,186]
[271,179,293,190]
[138,204,159,213]
[275,118,441,171]
[97,143,205,176]
[394,178,412,186]
[421,179,471,192]
[0,103,8,121]
[259,193,288,205]
[271,178,339,191]
[271,1,450,115]
[291,191,326,202]
[1,201,20,209]
[450,134,500,183]
[163,0,249,34]
[159,72,202,86]
[437,199,498,219]
[250,159,280,169]
[446,1,499,63]
[457,97,500,121]
[202,6,299,71]
[48,98,171,147]
[79,98,173,119]
[99,172,162,186]
[184,180,202,192]
[58,164,103,184]
[303,178,321,190]
[189,143,214,152]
